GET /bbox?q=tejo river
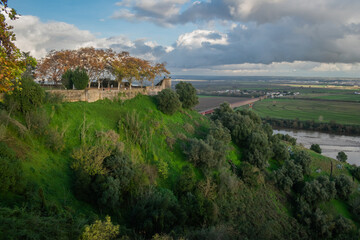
[274,129,360,165]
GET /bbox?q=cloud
[112,0,189,26]
[9,15,96,58]
[114,0,360,26]
[113,0,360,67]
[8,15,170,61]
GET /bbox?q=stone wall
[46,78,171,102]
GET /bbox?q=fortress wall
[46,78,171,102]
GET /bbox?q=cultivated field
[195,96,252,111]
[251,98,360,125]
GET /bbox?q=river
[274,129,360,165]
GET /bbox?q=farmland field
[195,96,251,111]
[292,93,360,102]
[250,98,360,125]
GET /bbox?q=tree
[61,69,73,89]
[293,150,311,175]
[334,175,353,200]
[0,1,27,93]
[79,216,119,240]
[148,63,169,89]
[4,76,45,113]
[310,144,321,154]
[175,82,199,109]
[72,68,89,90]
[336,151,347,162]
[156,89,181,115]
[243,131,271,169]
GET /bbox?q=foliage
[156,89,181,115]
[274,159,303,192]
[302,176,336,204]
[0,1,27,93]
[0,155,23,192]
[80,216,119,240]
[4,76,45,113]
[336,151,347,162]
[0,206,84,239]
[310,144,322,154]
[237,162,263,187]
[61,68,73,89]
[175,82,199,109]
[292,150,311,175]
[334,175,353,200]
[272,141,290,162]
[71,130,120,176]
[72,68,89,90]
[243,131,271,169]
[130,187,185,238]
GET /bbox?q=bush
[44,91,63,104]
[336,151,347,162]
[310,144,321,154]
[243,131,271,169]
[156,89,181,115]
[274,159,303,192]
[4,76,45,113]
[302,176,336,204]
[45,128,65,152]
[0,156,23,192]
[80,216,119,240]
[334,175,353,200]
[175,82,198,109]
[293,150,311,175]
[130,187,185,238]
[272,141,290,162]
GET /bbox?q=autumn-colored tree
[137,59,151,88]
[123,56,141,91]
[37,50,76,83]
[0,0,27,93]
[149,63,170,89]
[109,52,129,90]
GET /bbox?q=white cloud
[8,14,170,61]
[9,15,95,58]
[176,30,228,49]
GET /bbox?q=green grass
[251,98,360,125]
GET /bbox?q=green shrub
[4,76,45,113]
[310,144,321,154]
[25,110,49,136]
[175,82,198,109]
[156,89,181,115]
[336,151,347,162]
[0,156,23,192]
[44,91,63,104]
[334,175,353,200]
[45,128,65,152]
[80,216,119,240]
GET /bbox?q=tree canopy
[0,1,33,93]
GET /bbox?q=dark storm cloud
[113,0,360,67]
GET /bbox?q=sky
[6,0,360,77]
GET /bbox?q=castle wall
[46,78,170,103]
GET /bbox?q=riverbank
[264,118,360,136]
[274,129,360,165]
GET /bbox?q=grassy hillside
[1,94,360,239]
